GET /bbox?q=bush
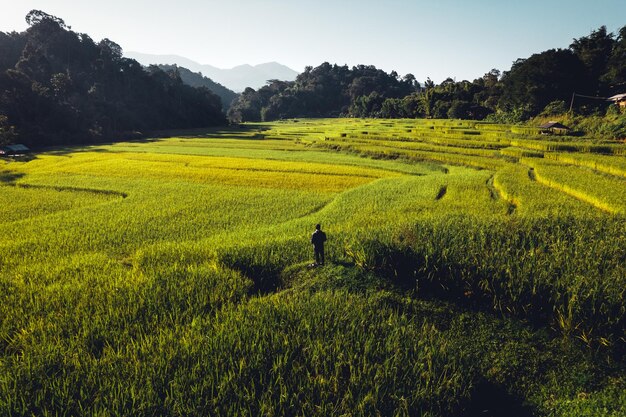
[540,100,567,116]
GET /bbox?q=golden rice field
[0,118,625,416]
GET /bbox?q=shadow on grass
[43,146,118,156]
[42,124,277,156]
[0,171,25,184]
[147,124,275,140]
[464,380,535,417]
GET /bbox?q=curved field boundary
[522,159,624,214]
[530,174,617,214]
[316,141,505,171]
[491,164,600,216]
[486,175,516,215]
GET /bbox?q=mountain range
[125,52,299,92]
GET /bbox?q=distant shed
[0,144,30,156]
[539,121,570,135]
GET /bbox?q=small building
[608,93,626,111]
[0,144,30,156]
[539,121,570,135]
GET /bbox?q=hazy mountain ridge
[126,52,299,92]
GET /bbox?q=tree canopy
[228,63,417,122]
[228,25,626,123]
[1,12,624,146]
[0,10,226,147]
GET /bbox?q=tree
[402,73,419,90]
[499,49,587,115]
[349,92,385,117]
[379,98,403,118]
[0,11,226,146]
[447,100,472,119]
[0,115,17,146]
[25,10,67,29]
[570,26,615,94]
[604,25,626,90]
[482,69,500,88]
[98,38,123,61]
[540,100,567,116]
[228,87,263,122]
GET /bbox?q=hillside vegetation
[0,11,226,148]
[157,65,238,112]
[228,26,626,123]
[1,118,624,416]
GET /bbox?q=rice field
[0,118,624,416]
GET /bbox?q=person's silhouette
[310,224,327,266]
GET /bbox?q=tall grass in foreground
[341,215,626,348]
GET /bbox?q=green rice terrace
[1,118,625,416]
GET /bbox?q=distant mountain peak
[125,52,299,92]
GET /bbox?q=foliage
[0,10,226,147]
[0,114,17,146]
[227,25,626,124]
[540,100,568,116]
[498,49,587,115]
[531,112,626,140]
[157,64,238,112]
[228,63,416,122]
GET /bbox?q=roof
[539,122,570,130]
[0,144,30,154]
[608,93,626,101]
[6,144,29,151]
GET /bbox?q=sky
[1,0,625,83]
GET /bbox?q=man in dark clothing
[311,223,327,265]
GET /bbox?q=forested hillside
[228,26,626,123]
[0,11,226,147]
[156,64,238,112]
[1,10,625,147]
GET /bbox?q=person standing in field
[311,223,327,266]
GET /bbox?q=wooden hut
[539,121,570,135]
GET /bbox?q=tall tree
[570,26,615,95]
[604,25,626,91]
[499,49,587,114]
[0,10,226,147]
[0,114,17,146]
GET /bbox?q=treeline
[157,65,238,112]
[0,11,226,148]
[228,25,626,123]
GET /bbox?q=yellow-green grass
[1,118,625,416]
[492,163,600,217]
[544,151,626,178]
[523,157,626,214]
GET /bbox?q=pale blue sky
[1,1,624,83]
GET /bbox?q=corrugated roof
[6,144,29,151]
[0,144,30,154]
